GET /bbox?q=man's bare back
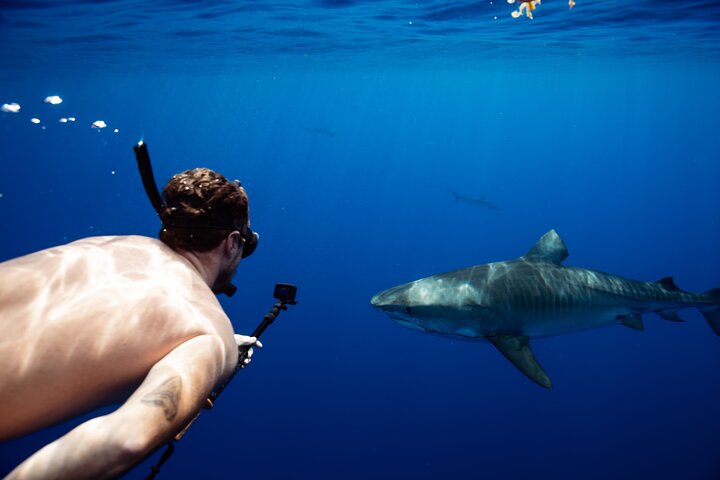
[2,163,260,478]
[0,235,238,441]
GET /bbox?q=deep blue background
[1,1,720,479]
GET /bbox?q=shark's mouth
[393,318,457,336]
[394,318,430,333]
[393,316,487,340]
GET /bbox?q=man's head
[159,168,250,253]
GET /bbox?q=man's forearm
[7,336,225,480]
[5,415,153,480]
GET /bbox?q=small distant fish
[91,120,107,129]
[301,125,336,137]
[448,188,501,211]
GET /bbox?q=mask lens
[242,230,259,258]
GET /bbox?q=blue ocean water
[1,1,719,479]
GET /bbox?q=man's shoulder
[70,235,186,264]
[70,235,164,249]
[71,236,229,322]
[59,236,202,296]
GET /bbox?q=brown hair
[159,168,249,252]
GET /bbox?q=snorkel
[133,140,259,297]
[133,141,166,217]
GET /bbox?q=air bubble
[1,103,20,113]
[44,96,63,105]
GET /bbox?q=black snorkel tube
[133,141,167,217]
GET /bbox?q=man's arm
[6,334,229,480]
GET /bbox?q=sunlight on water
[0,0,719,72]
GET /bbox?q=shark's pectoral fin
[618,313,645,331]
[485,335,552,389]
[656,310,685,322]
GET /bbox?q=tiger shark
[448,188,501,211]
[370,230,720,389]
[301,125,336,137]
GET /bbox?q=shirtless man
[1,166,260,479]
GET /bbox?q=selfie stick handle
[145,296,297,480]
[234,302,284,374]
[209,299,295,404]
[253,300,287,336]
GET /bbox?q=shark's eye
[404,306,413,314]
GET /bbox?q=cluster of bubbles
[1,95,119,133]
[1,95,123,198]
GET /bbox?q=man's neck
[173,247,222,290]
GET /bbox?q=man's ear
[225,231,242,254]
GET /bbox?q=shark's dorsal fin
[656,276,684,292]
[523,229,568,265]
[485,334,552,389]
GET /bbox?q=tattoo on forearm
[141,376,181,421]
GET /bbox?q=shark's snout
[370,285,411,312]
[371,286,428,336]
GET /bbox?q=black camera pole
[210,295,297,403]
[145,288,297,480]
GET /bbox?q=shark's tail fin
[701,287,720,336]
[448,188,461,203]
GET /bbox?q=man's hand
[234,334,262,366]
